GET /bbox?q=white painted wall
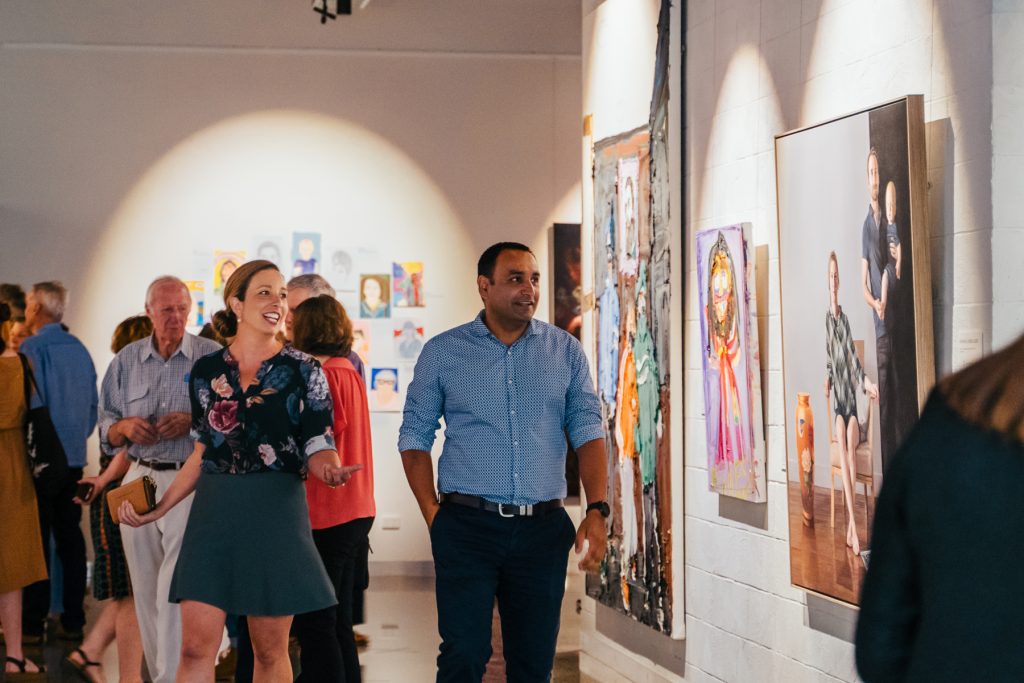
[581,1,1009,681]
[0,1,582,566]
[991,0,1024,348]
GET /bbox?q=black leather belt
[440,492,563,517]
[129,456,183,471]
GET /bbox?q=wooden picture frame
[775,96,934,606]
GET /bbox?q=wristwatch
[586,500,610,518]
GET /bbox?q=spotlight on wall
[312,0,352,24]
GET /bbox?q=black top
[188,346,335,475]
[856,390,1024,682]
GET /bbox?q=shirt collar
[140,333,196,362]
[470,311,541,340]
[36,322,64,335]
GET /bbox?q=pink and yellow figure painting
[184,280,205,329]
[392,261,425,308]
[213,250,246,298]
[696,224,766,502]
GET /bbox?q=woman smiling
[119,260,361,681]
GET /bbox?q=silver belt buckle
[498,503,532,517]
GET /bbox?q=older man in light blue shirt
[399,242,608,682]
[97,276,221,683]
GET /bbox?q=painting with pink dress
[696,223,766,503]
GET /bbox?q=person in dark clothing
[856,333,1024,682]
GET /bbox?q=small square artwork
[184,280,205,329]
[369,367,402,412]
[291,232,322,276]
[213,251,246,298]
[393,320,425,361]
[351,320,370,366]
[359,274,391,319]
[392,261,425,308]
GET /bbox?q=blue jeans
[431,502,576,683]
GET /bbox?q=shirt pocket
[126,383,151,418]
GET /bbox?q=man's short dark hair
[477,242,533,280]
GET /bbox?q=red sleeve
[324,364,350,436]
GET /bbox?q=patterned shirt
[99,333,222,463]
[19,323,98,468]
[189,345,335,475]
[825,306,866,416]
[398,312,605,505]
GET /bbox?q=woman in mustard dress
[0,303,48,677]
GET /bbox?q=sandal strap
[73,647,102,667]
[5,656,43,673]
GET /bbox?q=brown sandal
[4,655,47,680]
[65,647,103,682]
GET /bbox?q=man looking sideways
[400,241,609,682]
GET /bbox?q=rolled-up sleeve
[98,355,124,456]
[398,340,444,453]
[563,340,605,449]
[300,363,337,460]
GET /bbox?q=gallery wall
[0,1,582,567]
[581,0,1019,682]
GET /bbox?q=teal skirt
[169,471,336,616]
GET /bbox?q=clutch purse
[107,476,157,524]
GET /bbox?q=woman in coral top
[291,294,376,683]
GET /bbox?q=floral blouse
[189,346,336,475]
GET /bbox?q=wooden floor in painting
[787,481,871,605]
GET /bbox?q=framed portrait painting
[775,96,934,605]
[696,223,766,503]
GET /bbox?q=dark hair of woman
[291,295,353,359]
[197,322,226,346]
[211,259,280,340]
[940,333,1024,444]
[0,302,10,353]
[111,315,155,354]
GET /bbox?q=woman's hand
[73,476,101,504]
[318,463,363,488]
[118,500,165,528]
[864,378,879,401]
[308,449,363,488]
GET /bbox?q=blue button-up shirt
[398,312,604,505]
[19,323,98,468]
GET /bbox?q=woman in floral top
[120,260,360,681]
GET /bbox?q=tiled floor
[2,569,585,682]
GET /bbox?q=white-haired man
[20,281,98,643]
[96,276,221,683]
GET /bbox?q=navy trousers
[431,502,576,683]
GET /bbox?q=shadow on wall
[927,118,955,377]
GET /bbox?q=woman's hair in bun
[212,260,279,340]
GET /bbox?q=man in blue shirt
[860,148,900,470]
[400,242,608,682]
[19,281,98,641]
